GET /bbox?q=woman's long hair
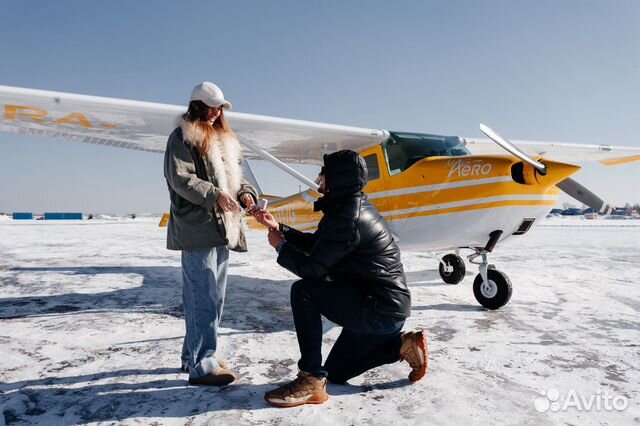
[183,100,236,157]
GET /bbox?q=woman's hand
[217,191,239,212]
[241,193,255,210]
[253,210,279,230]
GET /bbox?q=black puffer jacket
[277,150,411,319]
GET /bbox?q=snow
[0,217,639,425]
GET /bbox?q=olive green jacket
[163,127,257,251]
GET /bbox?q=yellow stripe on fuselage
[292,203,554,232]
[382,199,556,222]
[377,180,560,210]
[265,197,557,232]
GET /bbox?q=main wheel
[439,254,466,284]
[473,269,512,310]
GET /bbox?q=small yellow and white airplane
[2,85,639,310]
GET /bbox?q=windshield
[383,131,471,175]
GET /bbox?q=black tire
[473,269,512,310]
[439,254,466,284]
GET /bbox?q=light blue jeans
[180,246,229,379]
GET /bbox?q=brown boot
[400,330,428,382]
[264,371,329,408]
[188,367,237,386]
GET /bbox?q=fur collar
[180,119,244,248]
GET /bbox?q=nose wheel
[468,251,512,310]
[473,268,512,310]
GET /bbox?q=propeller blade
[479,123,547,174]
[556,177,614,215]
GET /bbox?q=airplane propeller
[479,123,614,215]
[479,123,547,175]
[555,178,614,215]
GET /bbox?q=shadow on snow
[0,265,465,425]
[0,266,295,333]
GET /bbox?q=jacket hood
[314,150,368,212]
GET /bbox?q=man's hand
[217,191,239,212]
[253,210,279,230]
[268,229,285,249]
[241,193,255,210]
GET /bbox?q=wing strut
[240,139,320,191]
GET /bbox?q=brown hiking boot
[264,371,329,408]
[400,330,428,382]
[188,367,237,386]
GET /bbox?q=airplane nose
[511,160,580,187]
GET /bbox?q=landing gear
[468,251,512,310]
[438,253,466,284]
[472,267,512,310]
[432,229,513,309]
[467,230,512,310]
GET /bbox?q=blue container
[43,213,83,220]
[13,212,34,220]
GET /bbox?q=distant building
[12,212,33,220]
[43,213,83,220]
[561,208,583,216]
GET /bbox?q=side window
[363,153,380,181]
[382,140,404,175]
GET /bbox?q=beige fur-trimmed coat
[163,120,257,252]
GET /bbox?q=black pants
[290,279,404,383]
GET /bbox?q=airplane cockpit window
[382,131,471,175]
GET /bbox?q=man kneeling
[253,150,428,408]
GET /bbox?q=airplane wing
[2,85,639,167]
[463,137,640,166]
[0,85,387,165]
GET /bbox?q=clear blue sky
[1,1,639,213]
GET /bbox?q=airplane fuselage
[259,143,579,253]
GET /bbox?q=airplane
[2,84,639,310]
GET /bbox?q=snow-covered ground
[0,217,638,425]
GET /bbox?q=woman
[163,81,257,386]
